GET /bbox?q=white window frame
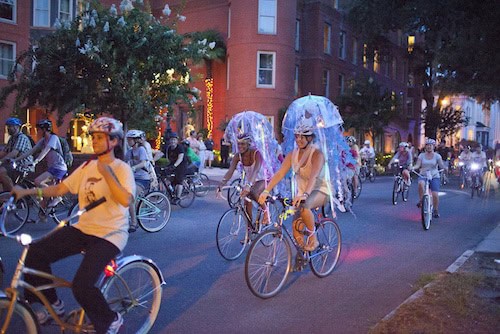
[323,23,331,55]
[58,0,73,22]
[227,7,231,39]
[0,40,15,79]
[33,0,50,27]
[295,19,300,51]
[0,0,16,23]
[256,51,276,88]
[323,69,330,98]
[339,30,346,59]
[294,65,299,96]
[258,0,277,35]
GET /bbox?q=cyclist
[359,139,376,176]
[138,130,162,189]
[165,132,188,203]
[258,122,328,251]
[412,138,445,218]
[345,136,360,196]
[0,117,34,191]
[471,144,487,184]
[219,133,269,224]
[388,142,413,186]
[11,116,134,334]
[458,145,473,184]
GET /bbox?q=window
[352,38,358,65]
[407,35,415,53]
[363,43,368,68]
[257,51,275,88]
[294,65,299,96]
[322,69,330,98]
[59,0,73,22]
[406,98,414,118]
[228,7,231,38]
[0,0,15,22]
[339,31,346,59]
[373,50,380,73]
[34,0,50,27]
[295,19,300,51]
[258,0,276,35]
[323,23,331,54]
[0,41,15,78]
[338,74,345,96]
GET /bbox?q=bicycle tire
[137,192,171,232]
[310,219,342,278]
[359,168,367,183]
[178,179,196,208]
[216,208,248,260]
[392,179,399,205]
[0,297,39,334]
[0,192,29,234]
[421,194,431,230]
[49,194,77,223]
[354,175,362,199]
[101,261,162,334]
[227,178,241,208]
[193,173,211,197]
[245,230,292,299]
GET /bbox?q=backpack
[58,136,74,168]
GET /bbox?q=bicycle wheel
[178,179,196,208]
[354,175,362,199]
[245,230,292,299]
[421,194,431,230]
[137,192,171,232]
[193,173,211,197]
[0,298,39,333]
[359,168,367,183]
[369,168,376,182]
[216,208,248,260]
[310,219,342,278]
[392,179,400,205]
[0,192,29,234]
[49,194,77,223]
[101,261,162,334]
[227,178,241,208]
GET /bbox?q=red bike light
[104,259,117,277]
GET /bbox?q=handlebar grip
[84,197,107,212]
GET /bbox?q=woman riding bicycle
[11,117,135,334]
[258,121,328,251]
[412,138,445,218]
[388,142,413,186]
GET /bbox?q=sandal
[303,227,319,252]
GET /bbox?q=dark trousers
[24,226,120,334]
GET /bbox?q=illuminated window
[0,0,16,22]
[258,0,277,35]
[339,31,346,59]
[324,23,331,54]
[59,0,73,22]
[34,0,50,27]
[373,50,380,73]
[363,43,368,68]
[407,35,415,53]
[257,51,275,88]
[0,41,15,78]
[295,19,300,51]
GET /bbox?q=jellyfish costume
[224,111,283,192]
[281,95,356,215]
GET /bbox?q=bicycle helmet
[399,142,408,148]
[88,117,124,139]
[237,133,252,143]
[169,132,179,139]
[140,130,147,139]
[126,129,143,138]
[425,138,436,145]
[346,136,356,144]
[5,117,22,126]
[36,119,52,131]
[364,140,370,145]
[293,123,314,136]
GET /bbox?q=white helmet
[399,142,408,148]
[89,117,124,139]
[364,140,370,145]
[425,138,436,145]
[126,129,143,138]
[294,122,314,136]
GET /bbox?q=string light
[205,78,214,137]
[155,107,166,150]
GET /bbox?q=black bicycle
[391,161,409,205]
[155,166,196,208]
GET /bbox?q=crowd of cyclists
[1,113,500,332]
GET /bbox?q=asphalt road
[1,175,499,333]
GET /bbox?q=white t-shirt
[471,151,487,168]
[63,159,135,251]
[35,134,67,171]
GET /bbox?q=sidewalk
[201,167,228,183]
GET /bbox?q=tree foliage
[437,106,465,140]
[335,76,401,139]
[0,0,213,127]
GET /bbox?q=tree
[437,105,465,141]
[0,0,211,128]
[347,0,500,139]
[335,76,401,140]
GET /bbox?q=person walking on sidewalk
[204,135,214,168]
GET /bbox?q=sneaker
[47,196,63,208]
[107,312,123,334]
[36,299,65,325]
[433,210,440,218]
[332,197,346,213]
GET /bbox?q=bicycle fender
[98,255,165,287]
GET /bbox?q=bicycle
[412,170,435,230]
[360,159,376,183]
[0,196,165,333]
[458,162,470,189]
[391,161,410,205]
[155,166,196,208]
[0,161,76,234]
[215,186,279,260]
[68,190,171,233]
[469,162,483,198]
[187,171,212,197]
[244,196,342,299]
